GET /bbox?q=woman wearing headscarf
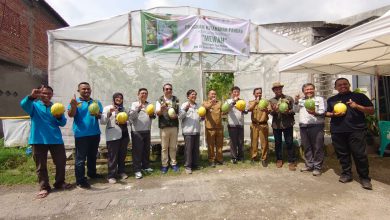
[101,93,130,184]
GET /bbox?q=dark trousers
[184,134,200,169]
[107,136,129,179]
[331,131,370,180]
[300,124,324,170]
[131,131,151,172]
[74,135,100,184]
[228,125,244,160]
[32,144,66,191]
[273,127,296,163]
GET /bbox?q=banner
[141,12,250,56]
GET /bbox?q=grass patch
[0,137,304,185]
[0,139,37,185]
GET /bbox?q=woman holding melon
[293,83,326,176]
[129,88,155,179]
[101,92,130,183]
[325,78,374,190]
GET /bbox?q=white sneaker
[185,168,192,174]
[108,178,117,184]
[143,168,154,173]
[135,172,143,179]
[119,173,128,180]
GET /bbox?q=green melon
[258,99,269,110]
[88,102,100,115]
[221,103,230,113]
[278,102,288,113]
[304,99,315,111]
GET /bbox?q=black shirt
[326,92,373,133]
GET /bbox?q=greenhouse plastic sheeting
[47,6,307,147]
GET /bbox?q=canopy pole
[199,52,206,149]
[375,66,380,119]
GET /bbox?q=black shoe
[77,181,91,189]
[360,179,373,190]
[216,161,224,165]
[261,160,268,167]
[250,159,255,165]
[88,173,104,179]
[339,175,353,183]
[209,162,216,168]
[231,159,238,164]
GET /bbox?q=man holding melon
[325,78,374,190]
[293,83,326,176]
[68,82,103,189]
[21,85,71,198]
[101,92,130,183]
[129,88,155,179]
[156,83,180,173]
[269,82,296,171]
[248,87,270,167]
[179,89,202,174]
[203,90,224,167]
[226,86,246,164]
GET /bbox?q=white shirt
[293,96,326,125]
[226,98,245,126]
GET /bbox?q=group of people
[20,78,374,198]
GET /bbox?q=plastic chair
[378,121,390,157]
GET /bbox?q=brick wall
[0,0,67,119]
[0,0,66,72]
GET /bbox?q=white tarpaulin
[2,119,30,147]
[141,12,250,56]
[279,10,390,76]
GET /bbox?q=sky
[46,0,390,26]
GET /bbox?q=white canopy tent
[279,10,390,119]
[279,10,390,76]
[0,6,309,148]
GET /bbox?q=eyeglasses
[165,88,172,91]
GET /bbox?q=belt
[252,121,268,125]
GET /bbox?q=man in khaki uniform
[248,88,269,167]
[203,90,224,167]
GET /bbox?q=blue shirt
[20,96,67,144]
[68,98,103,138]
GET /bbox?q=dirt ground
[1,154,390,220]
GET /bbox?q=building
[0,0,68,119]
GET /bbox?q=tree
[206,72,234,102]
